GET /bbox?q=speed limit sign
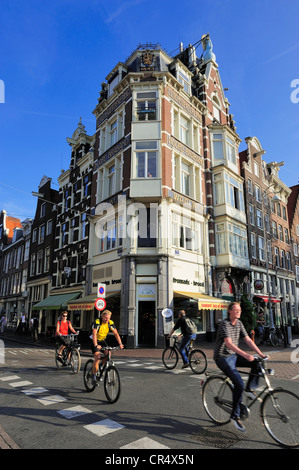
[95,297,107,311]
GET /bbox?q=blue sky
[0,0,298,220]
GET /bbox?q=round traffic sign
[95,297,107,311]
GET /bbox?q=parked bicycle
[55,333,81,374]
[254,325,284,347]
[201,356,299,448]
[83,346,121,403]
[162,335,207,374]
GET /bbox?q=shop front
[173,291,230,341]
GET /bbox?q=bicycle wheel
[104,365,121,403]
[83,359,96,392]
[70,348,81,374]
[162,347,179,369]
[189,349,207,374]
[202,376,233,424]
[261,389,299,448]
[269,331,279,347]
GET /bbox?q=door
[138,300,155,347]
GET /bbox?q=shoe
[56,355,63,364]
[245,389,258,400]
[181,363,190,369]
[231,418,246,432]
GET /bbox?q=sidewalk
[1,330,298,380]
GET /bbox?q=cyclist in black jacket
[167,310,196,368]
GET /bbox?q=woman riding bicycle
[55,311,78,362]
[90,310,124,385]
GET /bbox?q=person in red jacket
[55,311,78,361]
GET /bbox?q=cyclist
[55,311,78,363]
[167,310,196,368]
[214,302,268,432]
[90,309,124,385]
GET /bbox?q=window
[248,179,253,194]
[278,224,284,241]
[284,228,290,244]
[228,224,248,258]
[44,247,50,272]
[282,206,287,220]
[272,221,278,238]
[136,91,157,121]
[255,185,262,202]
[276,203,281,217]
[250,233,256,258]
[136,141,157,178]
[226,137,236,164]
[249,204,254,225]
[226,176,244,211]
[213,97,221,122]
[212,134,224,160]
[30,253,36,276]
[254,161,259,177]
[40,203,46,218]
[110,120,118,146]
[32,229,37,243]
[137,207,157,248]
[216,223,226,254]
[214,173,224,205]
[281,250,286,268]
[38,225,45,244]
[108,164,116,196]
[178,70,191,94]
[274,247,279,267]
[61,223,67,246]
[83,176,89,198]
[181,162,190,196]
[286,252,291,270]
[258,236,264,261]
[294,243,298,256]
[108,73,119,98]
[179,115,189,145]
[81,213,87,239]
[172,213,199,252]
[36,250,43,274]
[46,219,52,236]
[256,209,263,229]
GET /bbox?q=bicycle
[55,333,81,374]
[83,346,121,404]
[254,325,284,347]
[201,356,299,448]
[162,335,207,374]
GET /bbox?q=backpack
[33,317,38,328]
[184,317,197,335]
[89,318,113,338]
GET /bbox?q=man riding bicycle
[214,302,268,432]
[167,310,196,369]
[90,309,124,385]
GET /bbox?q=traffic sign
[98,283,106,298]
[95,297,107,311]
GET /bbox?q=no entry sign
[95,297,107,311]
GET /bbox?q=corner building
[89,40,249,348]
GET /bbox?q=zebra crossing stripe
[22,387,49,395]
[84,419,124,437]
[36,395,67,406]
[121,437,169,449]
[9,380,33,388]
[58,406,92,419]
[0,375,20,381]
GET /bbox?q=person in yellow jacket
[91,309,124,385]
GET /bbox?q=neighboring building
[27,176,59,335]
[240,137,295,337]
[0,212,32,326]
[33,119,95,336]
[287,184,299,332]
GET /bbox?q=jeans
[179,333,196,364]
[215,354,260,419]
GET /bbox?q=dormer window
[178,70,191,94]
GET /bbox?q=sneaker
[181,363,190,369]
[231,418,246,432]
[245,389,257,400]
[56,355,63,364]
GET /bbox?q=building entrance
[138,300,155,347]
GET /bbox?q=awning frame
[174,291,230,311]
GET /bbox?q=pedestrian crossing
[0,368,170,449]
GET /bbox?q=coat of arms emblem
[142,51,154,66]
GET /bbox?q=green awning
[32,292,81,310]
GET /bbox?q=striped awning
[174,291,230,311]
